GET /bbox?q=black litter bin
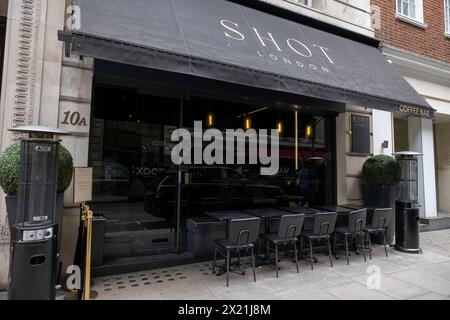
[187,217,226,257]
[395,201,421,253]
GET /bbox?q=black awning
[63,0,434,118]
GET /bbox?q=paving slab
[86,230,450,300]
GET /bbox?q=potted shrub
[362,155,401,244]
[362,155,401,207]
[0,142,73,227]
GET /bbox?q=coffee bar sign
[399,104,433,119]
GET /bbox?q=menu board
[351,115,371,154]
[73,167,93,203]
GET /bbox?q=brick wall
[372,0,450,64]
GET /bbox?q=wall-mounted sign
[59,101,90,135]
[351,115,371,154]
[73,167,93,203]
[399,104,433,119]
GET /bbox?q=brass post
[82,205,95,300]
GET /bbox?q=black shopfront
[61,0,434,275]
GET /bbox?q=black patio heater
[7,126,70,300]
[393,151,423,254]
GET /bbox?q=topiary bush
[0,142,73,196]
[362,155,401,187]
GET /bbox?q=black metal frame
[212,218,260,287]
[300,212,336,270]
[364,208,392,259]
[259,214,305,277]
[334,209,367,265]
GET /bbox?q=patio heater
[393,151,423,254]
[7,126,70,300]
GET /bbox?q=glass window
[89,86,336,266]
[446,0,450,34]
[286,0,312,7]
[90,86,181,261]
[397,0,423,23]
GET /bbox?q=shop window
[445,0,450,35]
[396,0,424,26]
[89,85,336,266]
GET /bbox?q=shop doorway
[434,114,450,215]
[88,83,336,274]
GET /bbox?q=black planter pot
[362,184,397,245]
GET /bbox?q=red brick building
[372,0,450,64]
[371,0,450,219]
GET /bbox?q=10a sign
[59,102,90,135]
[61,111,87,127]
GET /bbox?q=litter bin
[187,217,226,257]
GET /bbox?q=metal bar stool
[212,217,261,287]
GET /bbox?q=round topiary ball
[0,142,74,196]
[362,155,401,187]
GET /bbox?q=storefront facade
[0,0,435,288]
[372,0,450,220]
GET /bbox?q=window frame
[286,0,312,8]
[396,0,425,27]
[445,0,450,36]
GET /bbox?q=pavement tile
[322,281,394,300]
[408,292,450,300]
[87,231,450,300]
[389,267,450,296]
[350,274,430,300]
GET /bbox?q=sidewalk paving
[1,230,449,300]
[90,229,450,300]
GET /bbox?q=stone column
[57,54,93,284]
[408,117,438,218]
[0,0,67,291]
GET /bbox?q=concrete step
[420,213,450,232]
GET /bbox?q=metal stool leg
[251,247,256,283]
[367,233,372,260]
[383,231,388,257]
[275,243,279,278]
[309,239,314,271]
[327,237,333,267]
[213,246,218,274]
[226,249,230,287]
[345,236,350,265]
[299,237,304,259]
[257,238,262,259]
[360,234,367,262]
[294,241,299,273]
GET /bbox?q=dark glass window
[89,85,335,265]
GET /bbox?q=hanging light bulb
[277,120,283,135]
[306,124,313,139]
[244,116,252,130]
[206,112,214,127]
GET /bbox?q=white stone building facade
[0,0,433,291]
